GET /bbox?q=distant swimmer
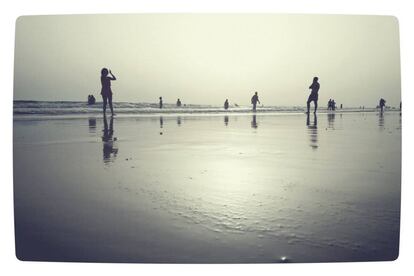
[379,98,386,113]
[176,98,182,107]
[224,99,229,110]
[251,92,261,111]
[307,77,320,114]
[100,68,116,116]
[88,94,96,105]
[159,97,163,109]
[331,99,336,111]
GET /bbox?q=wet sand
[13,112,401,262]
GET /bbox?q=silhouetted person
[159,97,163,109]
[251,92,260,111]
[100,68,116,116]
[379,98,386,113]
[306,113,318,150]
[331,99,336,111]
[328,99,332,110]
[102,115,118,163]
[176,98,182,107]
[251,114,258,129]
[307,77,320,114]
[340,104,343,109]
[224,115,229,126]
[224,99,229,110]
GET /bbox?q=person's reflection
[224,115,229,126]
[159,116,164,135]
[177,116,181,126]
[378,112,385,130]
[306,113,318,150]
[399,112,402,128]
[88,117,97,133]
[327,113,335,129]
[102,115,118,163]
[251,114,258,129]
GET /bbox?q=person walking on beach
[224,99,229,110]
[251,92,260,111]
[100,68,116,116]
[159,97,163,109]
[379,98,386,113]
[176,98,182,107]
[328,99,332,110]
[307,77,320,114]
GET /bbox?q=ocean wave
[14,101,308,115]
[13,101,383,117]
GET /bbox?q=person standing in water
[307,77,320,114]
[176,98,182,107]
[379,98,386,113]
[159,97,163,109]
[251,92,260,111]
[224,99,229,110]
[100,68,116,116]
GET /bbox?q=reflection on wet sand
[177,116,181,126]
[251,114,258,129]
[306,113,318,150]
[13,112,402,262]
[327,113,335,129]
[102,115,118,164]
[160,116,164,128]
[159,116,164,135]
[88,117,97,133]
[378,113,384,129]
[224,115,229,126]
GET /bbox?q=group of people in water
[87,94,96,105]
[327,99,340,111]
[95,68,394,116]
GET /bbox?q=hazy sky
[14,14,401,107]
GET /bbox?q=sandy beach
[13,111,401,263]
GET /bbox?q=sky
[14,14,401,107]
